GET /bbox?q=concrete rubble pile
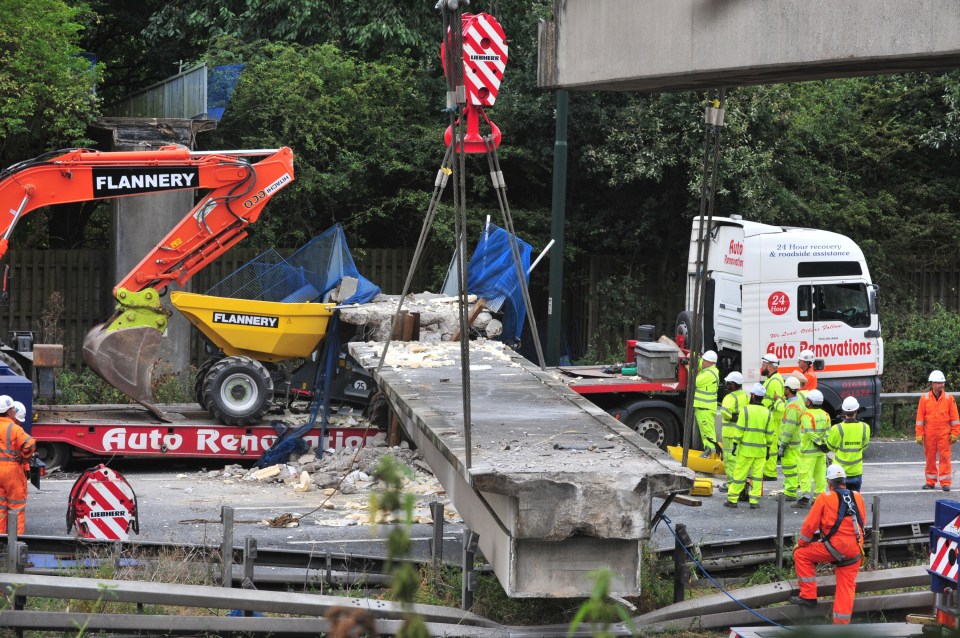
[199,433,462,528]
[339,292,501,342]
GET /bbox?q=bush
[882,303,960,392]
[49,363,195,406]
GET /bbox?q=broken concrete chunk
[254,465,281,481]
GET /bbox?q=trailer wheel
[625,408,679,450]
[202,356,274,425]
[36,442,71,471]
[193,356,222,409]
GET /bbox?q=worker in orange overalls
[0,395,34,535]
[916,370,960,491]
[791,464,866,624]
[797,349,818,391]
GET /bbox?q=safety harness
[821,488,864,567]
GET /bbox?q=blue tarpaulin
[466,224,532,341]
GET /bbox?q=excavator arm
[0,146,295,419]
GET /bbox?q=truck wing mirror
[813,359,825,371]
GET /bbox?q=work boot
[784,494,798,501]
[749,502,760,510]
[723,501,738,508]
[763,475,778,482]
[797,496,811,508]
[718,483,729,492]
[923,484,935,490]
[945,486,953,492]
[699,449,714,459]
[789,595,817,608]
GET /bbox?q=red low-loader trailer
[553,338,692,451]
[29,403,377,469]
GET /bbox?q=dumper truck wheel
[202,356,274,425]
[625,408,679,450]
[193,356,222,409]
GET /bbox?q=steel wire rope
[374,139,456,376]
[654,513,795,630]
[445,0,475,470]
[482,135,546,370]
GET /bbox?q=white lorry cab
[680,215,883,428]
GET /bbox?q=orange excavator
[0,145,295,420]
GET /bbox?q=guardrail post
[461,528,479,611]
[673,523,689,603]
[430,501,445,570]
[14,542,26,616]
[6,513,16,573]
[221,506,234,588]
[871,495,881,570]
[776,493,785,574]
[243,537,257,615]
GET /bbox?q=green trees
[204,42,441,250]
[0,0,101,162]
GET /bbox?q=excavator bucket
[82,323,168,422]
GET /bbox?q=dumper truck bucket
[82,322,168,422]
[170,291,335,362]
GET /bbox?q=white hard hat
[930,370,947,383]
[702,350,718,363]
[761,353,780,366]
[807,389,824,405]
[751,383,766,397]
[0,396,15,414]
[826,464,846,481]
[725,371,744,384]
[842,396,860,412]
[798,349,815,363]
[12,401,24,423]
[784,376,802,391]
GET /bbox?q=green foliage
[0,0,101,161]
[52,368,127,405]
[142,0,440,67]
[635,543,673,612]
[204,41,439,251]
[575,272,648,364]
[48,364,193,406]
[567,569,637,638]
[412,563,572,625]
[151,364,195,404]
[882,303,960,392]
[370,454,428,638]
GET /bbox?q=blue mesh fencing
[205,225,380,305]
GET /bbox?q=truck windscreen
[797,283,871,328]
